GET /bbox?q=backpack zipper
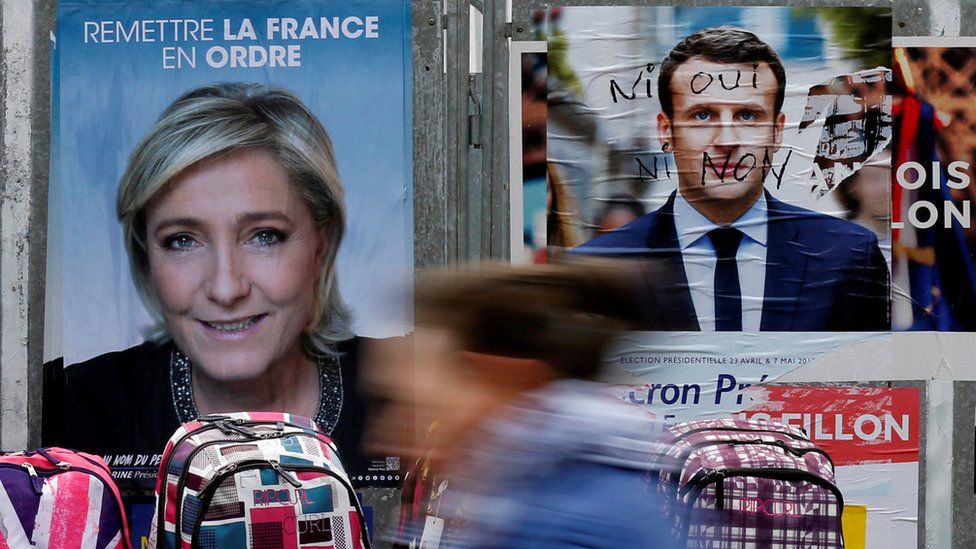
[188,460,371,548]
[20,462,43,495]
[669,438,834,502]
[657,425,821,481]
[685,466,844,511]
[673,438,833,477]
[670,425,810,445]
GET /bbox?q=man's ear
[458,351,556,391]
[657,111,673,151]
[772,111,786,153]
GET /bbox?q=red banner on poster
[739,386,920,466]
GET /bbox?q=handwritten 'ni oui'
[609,63,761,102]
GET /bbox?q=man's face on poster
[658,57,786,209]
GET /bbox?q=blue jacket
[440,380,681,548]
[576,191,889,331]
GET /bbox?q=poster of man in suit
[545,6,892,332]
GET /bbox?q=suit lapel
[761,193,808,331]
[643,192,700,331]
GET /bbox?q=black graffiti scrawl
[800,68,893,196]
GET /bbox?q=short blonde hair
[117,82,352,355]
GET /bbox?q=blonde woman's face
[145,148,326,383]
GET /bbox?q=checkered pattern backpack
[0,447,130,548]
[148,412,369,549]
[657,418,844,548]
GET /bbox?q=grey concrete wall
[1,0,52,451]
[951,381,975,549]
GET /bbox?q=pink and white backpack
[0,447,130,548]
[149,412,369,548]
[656,418,844,548]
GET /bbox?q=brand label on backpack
[253,488,316,506]
[733,497,802,517]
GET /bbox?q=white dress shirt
[672,192,769,332]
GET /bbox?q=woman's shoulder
[62,340,173,389]
[44,341,180,451]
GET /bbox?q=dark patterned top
[169,348,344,435]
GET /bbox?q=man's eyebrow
[679,99,771,112]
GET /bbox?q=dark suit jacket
[575,191,890,331]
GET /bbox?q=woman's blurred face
[145,148,326,384]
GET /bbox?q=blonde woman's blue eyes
[163,234,198,251]
[250,228,286,246]
[160,229,285,251]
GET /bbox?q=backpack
[656,418,844,548]
[148,412,370,549]
[0,447,131,548]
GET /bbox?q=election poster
[524,6,923,548]
[890,44,976,331]
[546,5,892,334]
[44,0,412,545]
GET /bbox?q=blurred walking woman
[46,82,368,478]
